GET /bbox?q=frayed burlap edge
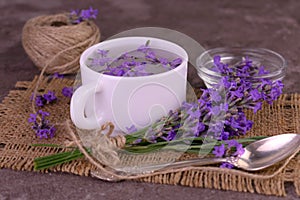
[0,76,299,197]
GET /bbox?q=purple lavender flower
[126,125,137,134]
[233,143,245,156]
[181,101,194,112]
[35,96,45,107]
[97,49,109,57]
[48,126,56,138]
[212,144,226,157]
[244,56,252,66]
[36,129,49,139]
[188,109,201,120]
[28,113,37,123]
[158,58,169,66]
[170,58,182,68]
[221,76,232,89]
[32,91,56,107]
[70,7,98,24]
[210,103,228,116]
[161,129,177,141]
[70,9,82,24]
[38,110,50,118]
[197,122,206,133]
[144,127,158,143]
[226,139,245,156]
[213,55,229,74]
[213,55,221,67]
[92,57,112,66]
[220,162,234,169]
[208,121,225,138]
[52,72,64,79]
[80,8,95,20]
[210,90,222,102]
[225,111,253,136]
[28,110,55,139]
[132,64,150,76]
[62,87,73,98]
[249,89,262,101]
[117,52,130,60]
[226,139,239,148]
[137,44,150,53]
[268,80,284,102]
[133,138,143,145]
[220,131,229,140]
[253,102,262,113]
[145,51,156,60]
[70,9,80,16]
[258,66,269,75]
[182,118,202,138]
[43,91,57,102]
[36,126,55,139]
[85,7,98,19]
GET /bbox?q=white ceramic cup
[70,37,188,132]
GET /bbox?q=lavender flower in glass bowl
[196,47,287,88]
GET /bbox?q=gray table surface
[0,0,299,199]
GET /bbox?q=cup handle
[70,82,102,129]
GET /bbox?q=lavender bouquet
[122,55,283,168]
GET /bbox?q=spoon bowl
[237,133,300,171]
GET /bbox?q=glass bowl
[196,47,287,88]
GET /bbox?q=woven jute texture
[0,76,299,197]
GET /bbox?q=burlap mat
[0,76,299,197]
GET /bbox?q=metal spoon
[114,133,300,173]
[91,133,300,181]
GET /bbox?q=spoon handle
[114,157,227,175]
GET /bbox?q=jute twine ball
[22,13,100,74]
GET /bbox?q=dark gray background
[0,0,299,199]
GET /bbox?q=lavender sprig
[28,110,56,139]
[29,82,72,140]
[31,91,57,107]
[70,7,98,24]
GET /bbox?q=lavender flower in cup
[86,40,183,77]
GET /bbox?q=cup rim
[79,36,189,80]
[196,47,287,79]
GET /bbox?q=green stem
[126,136,212,148]
[35,154,84,170]
[123,136,267,154]
[34,150,82,164]
[34,148,87,170]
